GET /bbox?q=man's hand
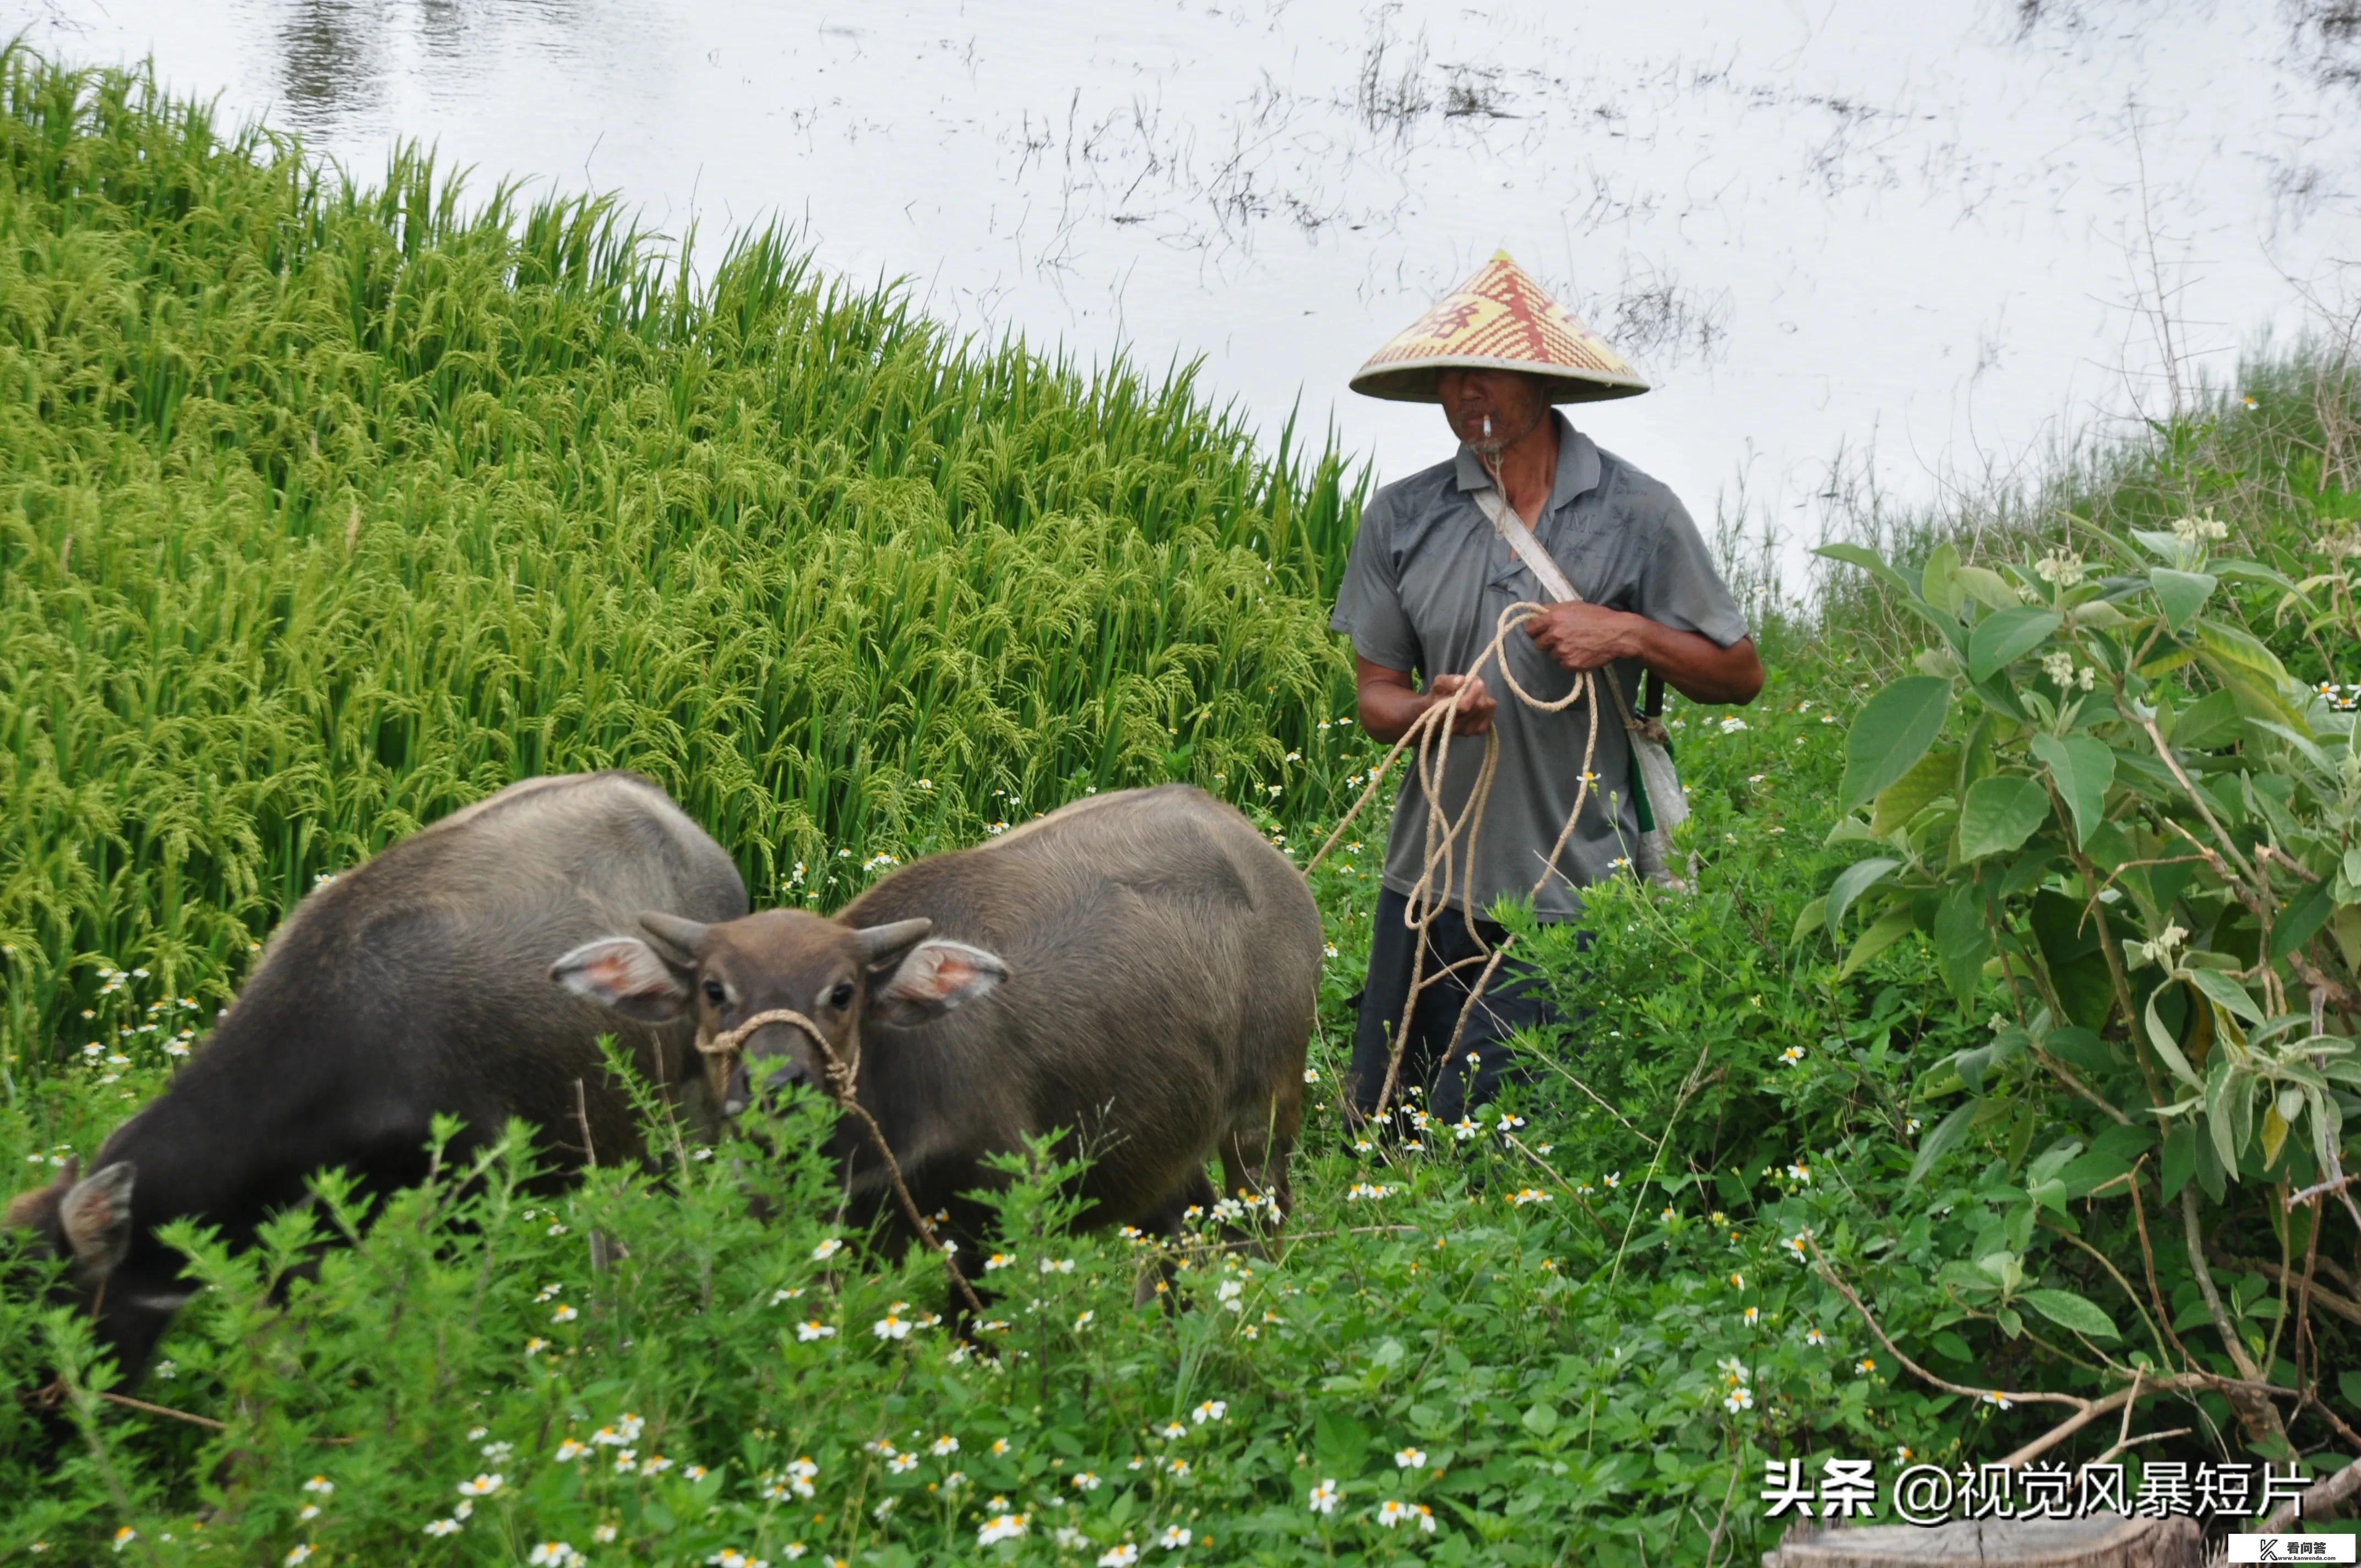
[1427,673,1495,735]
[1353,656,1498,742]
[1521,606,1766,706]
[1525,602,1635,672]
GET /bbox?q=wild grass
[1799,342,2361,670]
[0,48,1369,1069]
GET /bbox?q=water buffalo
[5,772,747,1385]
[552,782,1322,1254]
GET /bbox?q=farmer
[1333,251,1763,1126]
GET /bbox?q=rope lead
[697,1006,985,1316]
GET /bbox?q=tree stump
[1761,1513,2203,1566]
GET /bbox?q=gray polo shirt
[1330,413,1749,921]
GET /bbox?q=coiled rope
[699,1006,985,1315]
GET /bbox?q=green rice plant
[0,47,1370,1069]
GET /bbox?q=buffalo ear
[871,940,1008,1027]
[552,937,693,1022]
[59,1161,136,1281]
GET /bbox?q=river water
[12,0,2360,589]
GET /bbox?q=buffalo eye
[702,978,727,1007]
[826,981,856,1010]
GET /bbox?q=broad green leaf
[1967,608,2062,681]
[2249,718,2331,774]
[2335,906,2361,971]
[2058,1147,2135,1199]
[2205,1058,2240,1171]
[1839,677,1952,812]
[2159,1125,2196,1201]
[1839,910,1918,979]
[2194,619,2297,692]
[2261,1104,2292,1169]
[1790,894,1828,944]
[1921,541,1962,618]
[2185,967,2264,1026]
[1958,776,2050,861]
[1826,857,1901,932]
[1954,1028,2026,1096]
[2197,1117,2229,1200]
[2207,666,2310,736]
[2028,734,2114,847]
[2066,597,2132,629]
[1871,745,1959,836]
[2144,988,2204,1089]
[2020,1288,2120,1341]
[1814,542,1918,602]
[1978,1251,2029,1294]
[1952,564,2022,614]
[2028,1140,2083,1186]
[1907,1102,1978,1186]
[2268,878,2336,962]
[2130,528,2185,562]
[2168,687,2243,750]
[2213,559,2299,593]
[2044,1025,2115,1076]
[2149,568,2216,632]
[1933,882,1993,1005]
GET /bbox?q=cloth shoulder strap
[1470,484,1580,605]
[1471,483,1672,748]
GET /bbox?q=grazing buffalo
[553,783,1323,1251]
[5,772,747,1385]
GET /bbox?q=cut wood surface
[1761,1512,2202,1567]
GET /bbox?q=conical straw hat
[1350,251,1647,404]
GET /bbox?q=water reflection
[274,0,383,134]
[13,0,2358,565]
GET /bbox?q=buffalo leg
[1130,1169,1215,1308]
[1218,1091,1299,1256]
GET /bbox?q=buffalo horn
[852,917,932,964]
[638,911,711,957]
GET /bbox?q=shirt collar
[1452,410,1602,513]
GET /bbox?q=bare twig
[95,1390,227,1431]
[1528,1054,1642,1133]
[2263,1458,2361,1533]
[1807,1238,2307,1472]
[2213,1249,2361,1328]
[1608,1047,1712,1290]
[2091,1426,2190,1466]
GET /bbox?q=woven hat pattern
[1350,251,1648,404]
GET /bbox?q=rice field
[0,49,1372,1070]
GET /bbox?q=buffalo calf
[7,772,747,1385]
[555,783,1323,1251]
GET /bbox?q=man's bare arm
[1354,656,1498,743]
[1522,602,1764,705]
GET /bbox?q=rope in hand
[1304,455,1666,1125]
[698,1006,986,1317]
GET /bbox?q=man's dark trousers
[1344,885,1565,1125]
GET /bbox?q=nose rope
[697,1007,852,1096]
[693,1005,983,1317]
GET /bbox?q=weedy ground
[3,46,2357,1568]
